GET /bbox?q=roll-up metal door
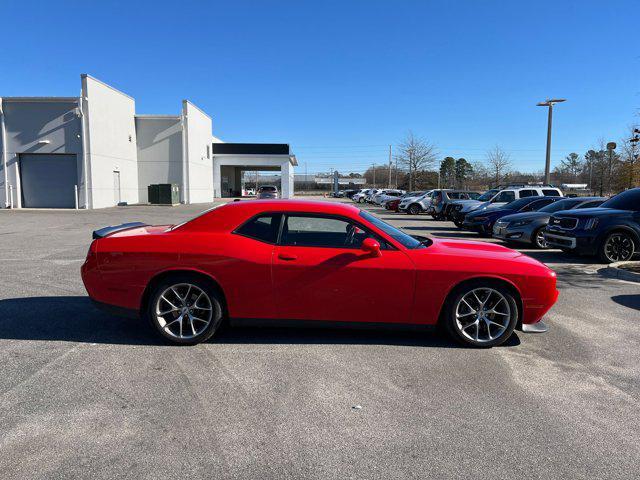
[19,154,77,208]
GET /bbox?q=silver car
[257,185,279,199]
[493,197,605,248]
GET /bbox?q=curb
[600,261,640,283]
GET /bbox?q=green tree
[454,158,473,188]
[440,157,456,187]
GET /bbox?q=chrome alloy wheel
[535,228,548,248]
[455,288,511,343]
[604,233,634,262]
[155,283,213,340]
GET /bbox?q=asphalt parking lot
[1,199,639,480]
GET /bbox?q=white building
[0,74,296,208]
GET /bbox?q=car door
[272,213,415,324]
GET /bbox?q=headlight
[584,218,599,230]
[511,220,532,227]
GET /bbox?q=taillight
[86,240,97,260]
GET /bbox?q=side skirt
[229,318,438,332]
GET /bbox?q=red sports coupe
[81,200,558,347]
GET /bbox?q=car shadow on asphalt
[611,294,640,311]
[0,296,521,348]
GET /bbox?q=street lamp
[537,98,566,185]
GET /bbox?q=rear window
[235,213,282,243]
[259,186,277,193]
[519,189,539,198]
[600,189,640,211]
[542,189,561,197]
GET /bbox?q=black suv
[544,188,640,263]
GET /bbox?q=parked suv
[398,190,434,215]
[544,188,640,263]
[433,190,481,220]
[451,185,563,226]
[351,189,372,203]
[257,185,279,199]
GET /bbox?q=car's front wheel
[533,227,548,249]
[147,275,223,345]
[408,204,421,215]
[599,232,636,263]
[445,282,518,347]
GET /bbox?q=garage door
[19,154,78,208]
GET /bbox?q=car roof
[181,200,362,232]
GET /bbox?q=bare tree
[486,146,512,186]
[395,131,437,191]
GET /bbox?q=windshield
[359,210,425,249]
[539,199,582,213]
[477,189,500,201]
[600,189,640,211]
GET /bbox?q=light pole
[537,98,566,184]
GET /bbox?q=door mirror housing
[361,237,381,257]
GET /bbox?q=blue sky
[1,0,638,174]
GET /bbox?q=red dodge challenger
[81,200,558,347]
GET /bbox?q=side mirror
[361,238,381,257]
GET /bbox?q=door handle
[278,253,298,261]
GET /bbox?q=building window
[206,145,210,159]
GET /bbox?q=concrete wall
[0,98,83,208]
[82,75,138,208]
[182,101,213,203]
[213,155,295,198]
[135,116,183,203]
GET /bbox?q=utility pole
[606,142,616,195]
[394,157,398,189]
[372,163,376,188]
[537,98,566,184]
[387,145,392,188]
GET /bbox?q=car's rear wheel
[453,218,464,228]
[533,227,548,249]
[408,204,421,215]
[599,232,635,263]
[445,282,518,347]
[147,276,223,345]
[358,197,365,204]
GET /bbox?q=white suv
[454,186,563,217]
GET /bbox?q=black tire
[598,232,636,264]
[146,274,224,345]
[358,197,365,204]
[408,204,421,215]
[533,227,548,249]
[453,218,464,228]
[444,280,519,348]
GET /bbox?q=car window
[493,191,516,203]
[359,210,425,249]
[521,198,555,211]
[539,199,581,213]
[519,189,538,198]
[577,200,604,208]
[281,215,383,249]
[235,213,282,243]
[542,189,561,197]
[478,189,500,201]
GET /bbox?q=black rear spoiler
[92,222,148,240]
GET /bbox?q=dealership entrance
[212,143,297,198]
